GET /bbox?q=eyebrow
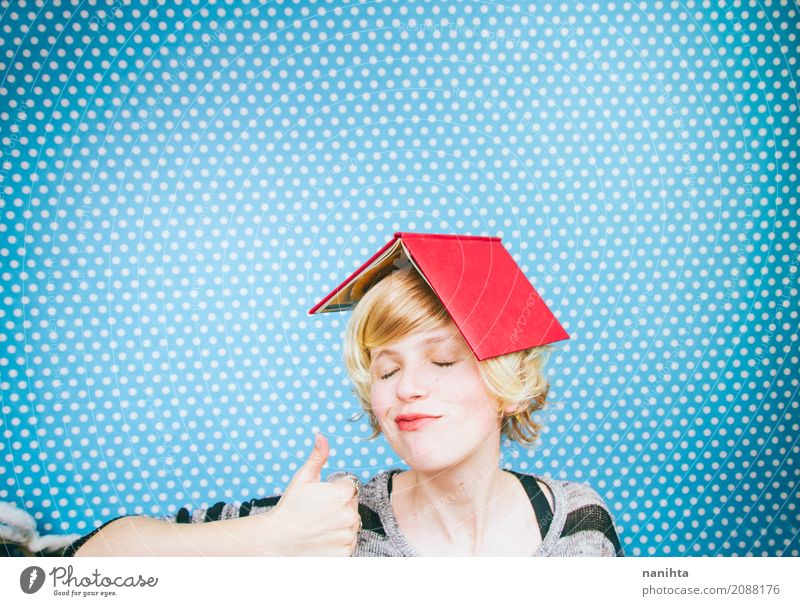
[371,335,461,363]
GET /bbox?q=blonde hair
[343,265,555,445]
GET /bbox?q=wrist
[244,508,293,556]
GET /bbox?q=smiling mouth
[396,416,441,432]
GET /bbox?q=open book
[308,232,569,360]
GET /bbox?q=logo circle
[20,566,46,594]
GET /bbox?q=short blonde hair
[343,266,555,445]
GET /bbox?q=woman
[333,263,623,556]
[64,236,622,556]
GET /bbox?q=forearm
[73,513,284,557]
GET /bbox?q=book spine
[394,232,501,242]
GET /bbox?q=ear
[501,400,522,417]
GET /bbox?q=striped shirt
[62,468,623,557]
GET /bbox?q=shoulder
[356,469,392,494]
[544,477,625,557]
[550,477,612,510]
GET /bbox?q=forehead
[370,327,466,360]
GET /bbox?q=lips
[395,413,441,432]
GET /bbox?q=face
[369,322,511,473]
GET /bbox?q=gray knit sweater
[62,468,623,557]
[184,469,623,556]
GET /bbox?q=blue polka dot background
[0,0,797,557]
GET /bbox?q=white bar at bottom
[1,556,797,606]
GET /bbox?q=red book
[308,232,570,360]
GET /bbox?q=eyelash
[378,361,456,381]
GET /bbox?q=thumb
[288,433,329,487]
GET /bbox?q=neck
[394,441,516,554]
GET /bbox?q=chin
[404,458,458,475]
[391,441,464,473]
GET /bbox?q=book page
[317,238,404,311]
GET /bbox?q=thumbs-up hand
[260,433,361,556]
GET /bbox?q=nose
[394,364,430,402]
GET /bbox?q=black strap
[508,470,553,541]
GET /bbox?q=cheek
[369,384,392,422]
[446,365,489,399]
[446,368,500,418]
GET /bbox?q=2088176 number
[729,584,780,595]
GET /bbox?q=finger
[330,477,359,499]
[338,530,358,548]
[287,433,329,488]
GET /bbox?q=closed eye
[377,361,456,381]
